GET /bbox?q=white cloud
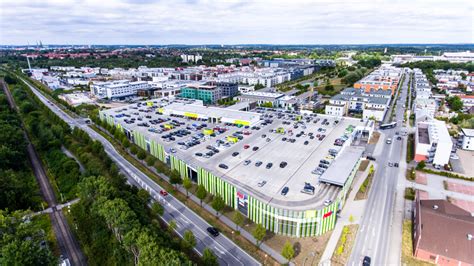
[0,0,472,44]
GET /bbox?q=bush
[416,160,426,170]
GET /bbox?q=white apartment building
[415,119,453,166]
[91,80,151,99]
[460,128,474,151]
[414,98,437,120]
[325,88,391,121]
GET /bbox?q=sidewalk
[319,163,372,265]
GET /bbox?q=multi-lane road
[19,78,260,266]
[348,70,410,265]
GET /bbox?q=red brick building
[413,193,474,265]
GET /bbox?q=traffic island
[330,224,359,265]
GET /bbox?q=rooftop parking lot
[102,100,368,210]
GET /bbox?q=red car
[244,144,250,149]
[159,190,168,196]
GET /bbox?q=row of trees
[1,75,57,264]
[5,74,198,265]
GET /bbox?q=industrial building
[100,99,374,237]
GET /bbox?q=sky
[0,0,473,45]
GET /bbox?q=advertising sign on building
[236,190,248,216]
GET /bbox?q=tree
[130,145,138,155]
[447,96,463,112]
[0,210,57,266]
[281,241,295,263]
[416,160,426,170]
[168,220,177,233]
[145,155,156,166]
[169,170,182,189]
[137,149,146,160]
[254,83,265,90]
[137,189,150,204]
[196,184,207,206]
[182,178,192,198]
[252,224,266,247]
[211,195,225,218]
[183,230,196,250]
[151,202,164,216]
[201,248,218,266]
[122,138,131,148]
[232,211,244,231]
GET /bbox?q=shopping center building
[100,99,374,237]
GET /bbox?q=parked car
[232,152,239,157]
[280,161,288,168]
[266,163,273,169]
[253,146,259,151]
[243,159,251,165]
[257,181,267,187]
[218,164,228,169]
[244,144,250,149]
[255,161,263,167]
[324,199,333,206]
[281,187,289,196]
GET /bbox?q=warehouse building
[99,99,373,237]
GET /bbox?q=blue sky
[0,0,472,45]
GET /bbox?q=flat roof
[101,100,368,211]
[163,102,260,124]
[318,147,364,186]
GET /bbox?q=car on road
[324,199,333,206]
[386,138,392,144]
[159,190,168,196]
[388,162,394,167]
[366,155,376,161]
[394,162,399,167]
[207,227,219,237]
[257,181,267,187]
[397,136,402,140]
[218,163,228,169]
[279,161,287,168]
[281,187,289,196]
[362,256,371,266]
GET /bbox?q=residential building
[353,65,403,95]
[460,128,474,151]
[325,88,392,121]
[179,84,222,104]
[235,91,284,107]
[414,119,453,166]
[413,194,474,265]
[91,80,152,99]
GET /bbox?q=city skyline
[1,0,473,45]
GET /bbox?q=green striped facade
[99,111,356,237]
[170,155,189,179]
[197,168,235,208]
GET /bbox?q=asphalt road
[1,80,86,266]
[20,78,260,266]
[348,70,410,265]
